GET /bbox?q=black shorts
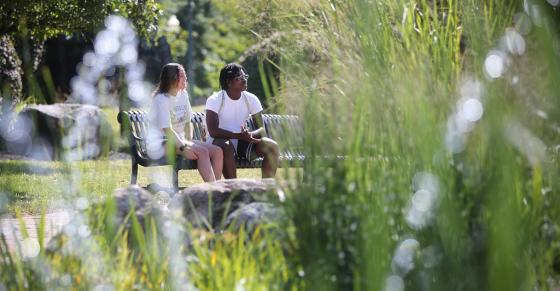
[236,139,258,161]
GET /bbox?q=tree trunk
[0,35,23,108]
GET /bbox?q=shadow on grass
[2,190,59,215]
[0,162,62,176]
[0,191,31,213]
[9,192,33,202]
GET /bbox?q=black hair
[155,63,184,95]
[219,63,245,90]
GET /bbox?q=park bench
[117,110,304,189]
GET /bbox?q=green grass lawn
[1,105,288,214]
[0,158,263,214]
[100,107,121,137]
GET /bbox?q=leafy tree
[0,0,161,105]
[156,0,254,102]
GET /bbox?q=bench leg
[172,164,179,192]
[131,160,138,185]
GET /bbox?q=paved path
[0,211,70,252]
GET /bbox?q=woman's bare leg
[178,142,216,182]
[194,141,223,180]
[191,144,216,182]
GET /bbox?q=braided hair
[219,63,245,90]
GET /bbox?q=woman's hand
[180,141,198,159]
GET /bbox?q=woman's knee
[193,145,209,158]
[211,145,223,158]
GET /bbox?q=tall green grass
[1,206,294,290]
[232,0,560,290]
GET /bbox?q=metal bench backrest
[118,110,150,160]
[118,110,304,166]
[262,114,304,164]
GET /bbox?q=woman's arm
[180,89,193,141]
[164,127,186,149]
[183,122,193,141]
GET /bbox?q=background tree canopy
[156,0,274,105]
[0,0,160,39]
[0,0,160,105]
[1,0,279,107]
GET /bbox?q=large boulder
[47,186,174,253]
[1,103,111,160]
[46,186,188,270]
[45,181,284,260]
[112,185,166,227]
[225,202,283,231]
[168,178,281,229]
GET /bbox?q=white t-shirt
[205,90,263,147]
[149,90,192,140]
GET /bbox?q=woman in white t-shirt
[149,63,223,182]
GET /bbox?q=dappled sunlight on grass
[0,159,274,214]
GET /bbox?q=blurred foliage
[0,0,160,40]
[0,0,161,105]
[156,0,268,102]
[222,0,560,290]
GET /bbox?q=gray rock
[146,183,176,196]
[47,186,188,258]
[168,178,279,229]
[5,103,111,160]
[225,202,282,231]
[112,185,165,227]
[46,181,285,258]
